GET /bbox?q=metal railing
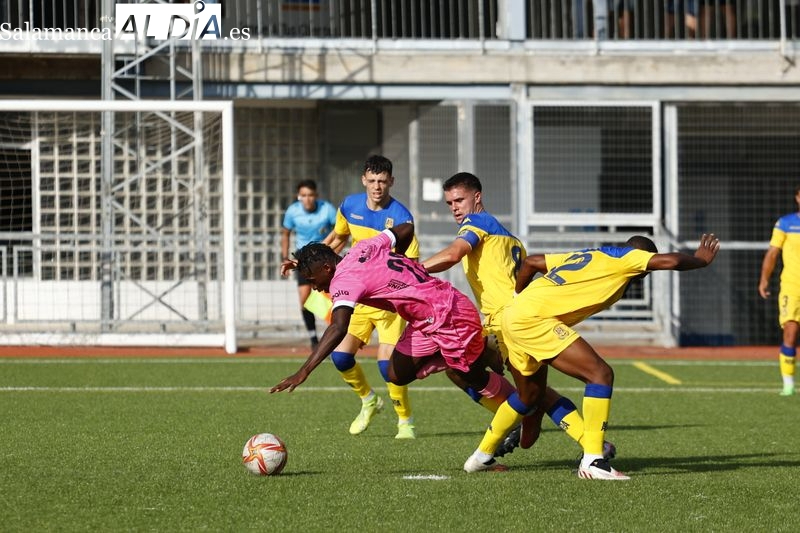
[1,0,797,41]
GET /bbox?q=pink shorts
[395,291,484,373]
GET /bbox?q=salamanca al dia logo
[116,1,223,40]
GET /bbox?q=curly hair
[293,242,340,275]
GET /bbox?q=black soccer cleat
[494,425,521,458]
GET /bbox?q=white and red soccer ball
[242,433,287,476]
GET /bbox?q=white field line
[0,359,776,393]
[0,385,778,393]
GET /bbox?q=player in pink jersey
[271,223,516,465]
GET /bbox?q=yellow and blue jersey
[770,213,800,295]
[333,192,420,259]
[515,246,654,326]
[456,212,525,318]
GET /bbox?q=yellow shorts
[347,303,406,346]
[500,303,579,377]
[482,309,510,363]
[778,291,800,327]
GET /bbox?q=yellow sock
[340,362,372,399]
[387,382,412,420]
[477,401,523,455]
[560,410,586,445]
[582,395,611,456]
[780,354,796,379]
[478,395,504,413]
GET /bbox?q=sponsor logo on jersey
[553,325,570,339]
[387,279,409,291]
[331,290,350,298]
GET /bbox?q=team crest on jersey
[553,325,570,339]
[384,218,394,229]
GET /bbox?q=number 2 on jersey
[544,252,592,285]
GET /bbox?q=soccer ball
[242,433,288,476]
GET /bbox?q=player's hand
[694,233,720,265]
[270,370,308,393]
[758,280,770,299]
[280,259,298,277]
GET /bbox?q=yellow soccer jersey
[769,213,800,296]
[457,212,525,317]
[515,246,654,326]
[333,192,420,259]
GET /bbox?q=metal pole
[100,0,115,331]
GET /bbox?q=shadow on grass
[419,423,701,440]
[509,452,800,475]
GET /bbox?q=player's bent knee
[330,351,356,372]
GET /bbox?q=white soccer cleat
[463,452,509,473]
[577,458,630,480]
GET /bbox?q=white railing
[1,0,796,42]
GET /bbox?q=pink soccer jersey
[330,230,454,332]
[329,230,484,370]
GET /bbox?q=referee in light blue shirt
[281,179,337,348]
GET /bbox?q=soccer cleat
[349,395,384,435]
[575,441,618,469]
[494,425,521,458]
[603,440,617,460]
[577,458,630,480]
[395,421,416,439]
[464,453,509,473]
[779,385,795,396]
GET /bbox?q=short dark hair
[443,172,482,193]
[626,235,658,253]
[294,242,340,275]
[297,179,317,192]
[363,155,393,176]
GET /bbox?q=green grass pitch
[1,356,798,532]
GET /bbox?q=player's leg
[548,337,628,480]
[540,387,617,460]
[464,362,547,472]
[330,309,382,435]
[778,293,798,396]
[296,274,318,348]
[387,325,448,385]
[779,320,797,396]
[442,302,517,410]
[375,313,414,438]
[446,336,507,414]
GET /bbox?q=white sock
[473,450,493,464]
[581,453,603,469]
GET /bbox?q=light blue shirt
[282,200,337,249]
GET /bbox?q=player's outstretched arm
[646,233,721,272]
[270,306,353,393]
[422,238,471,274]
[323,229,349,254]
[515,254,547,293]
